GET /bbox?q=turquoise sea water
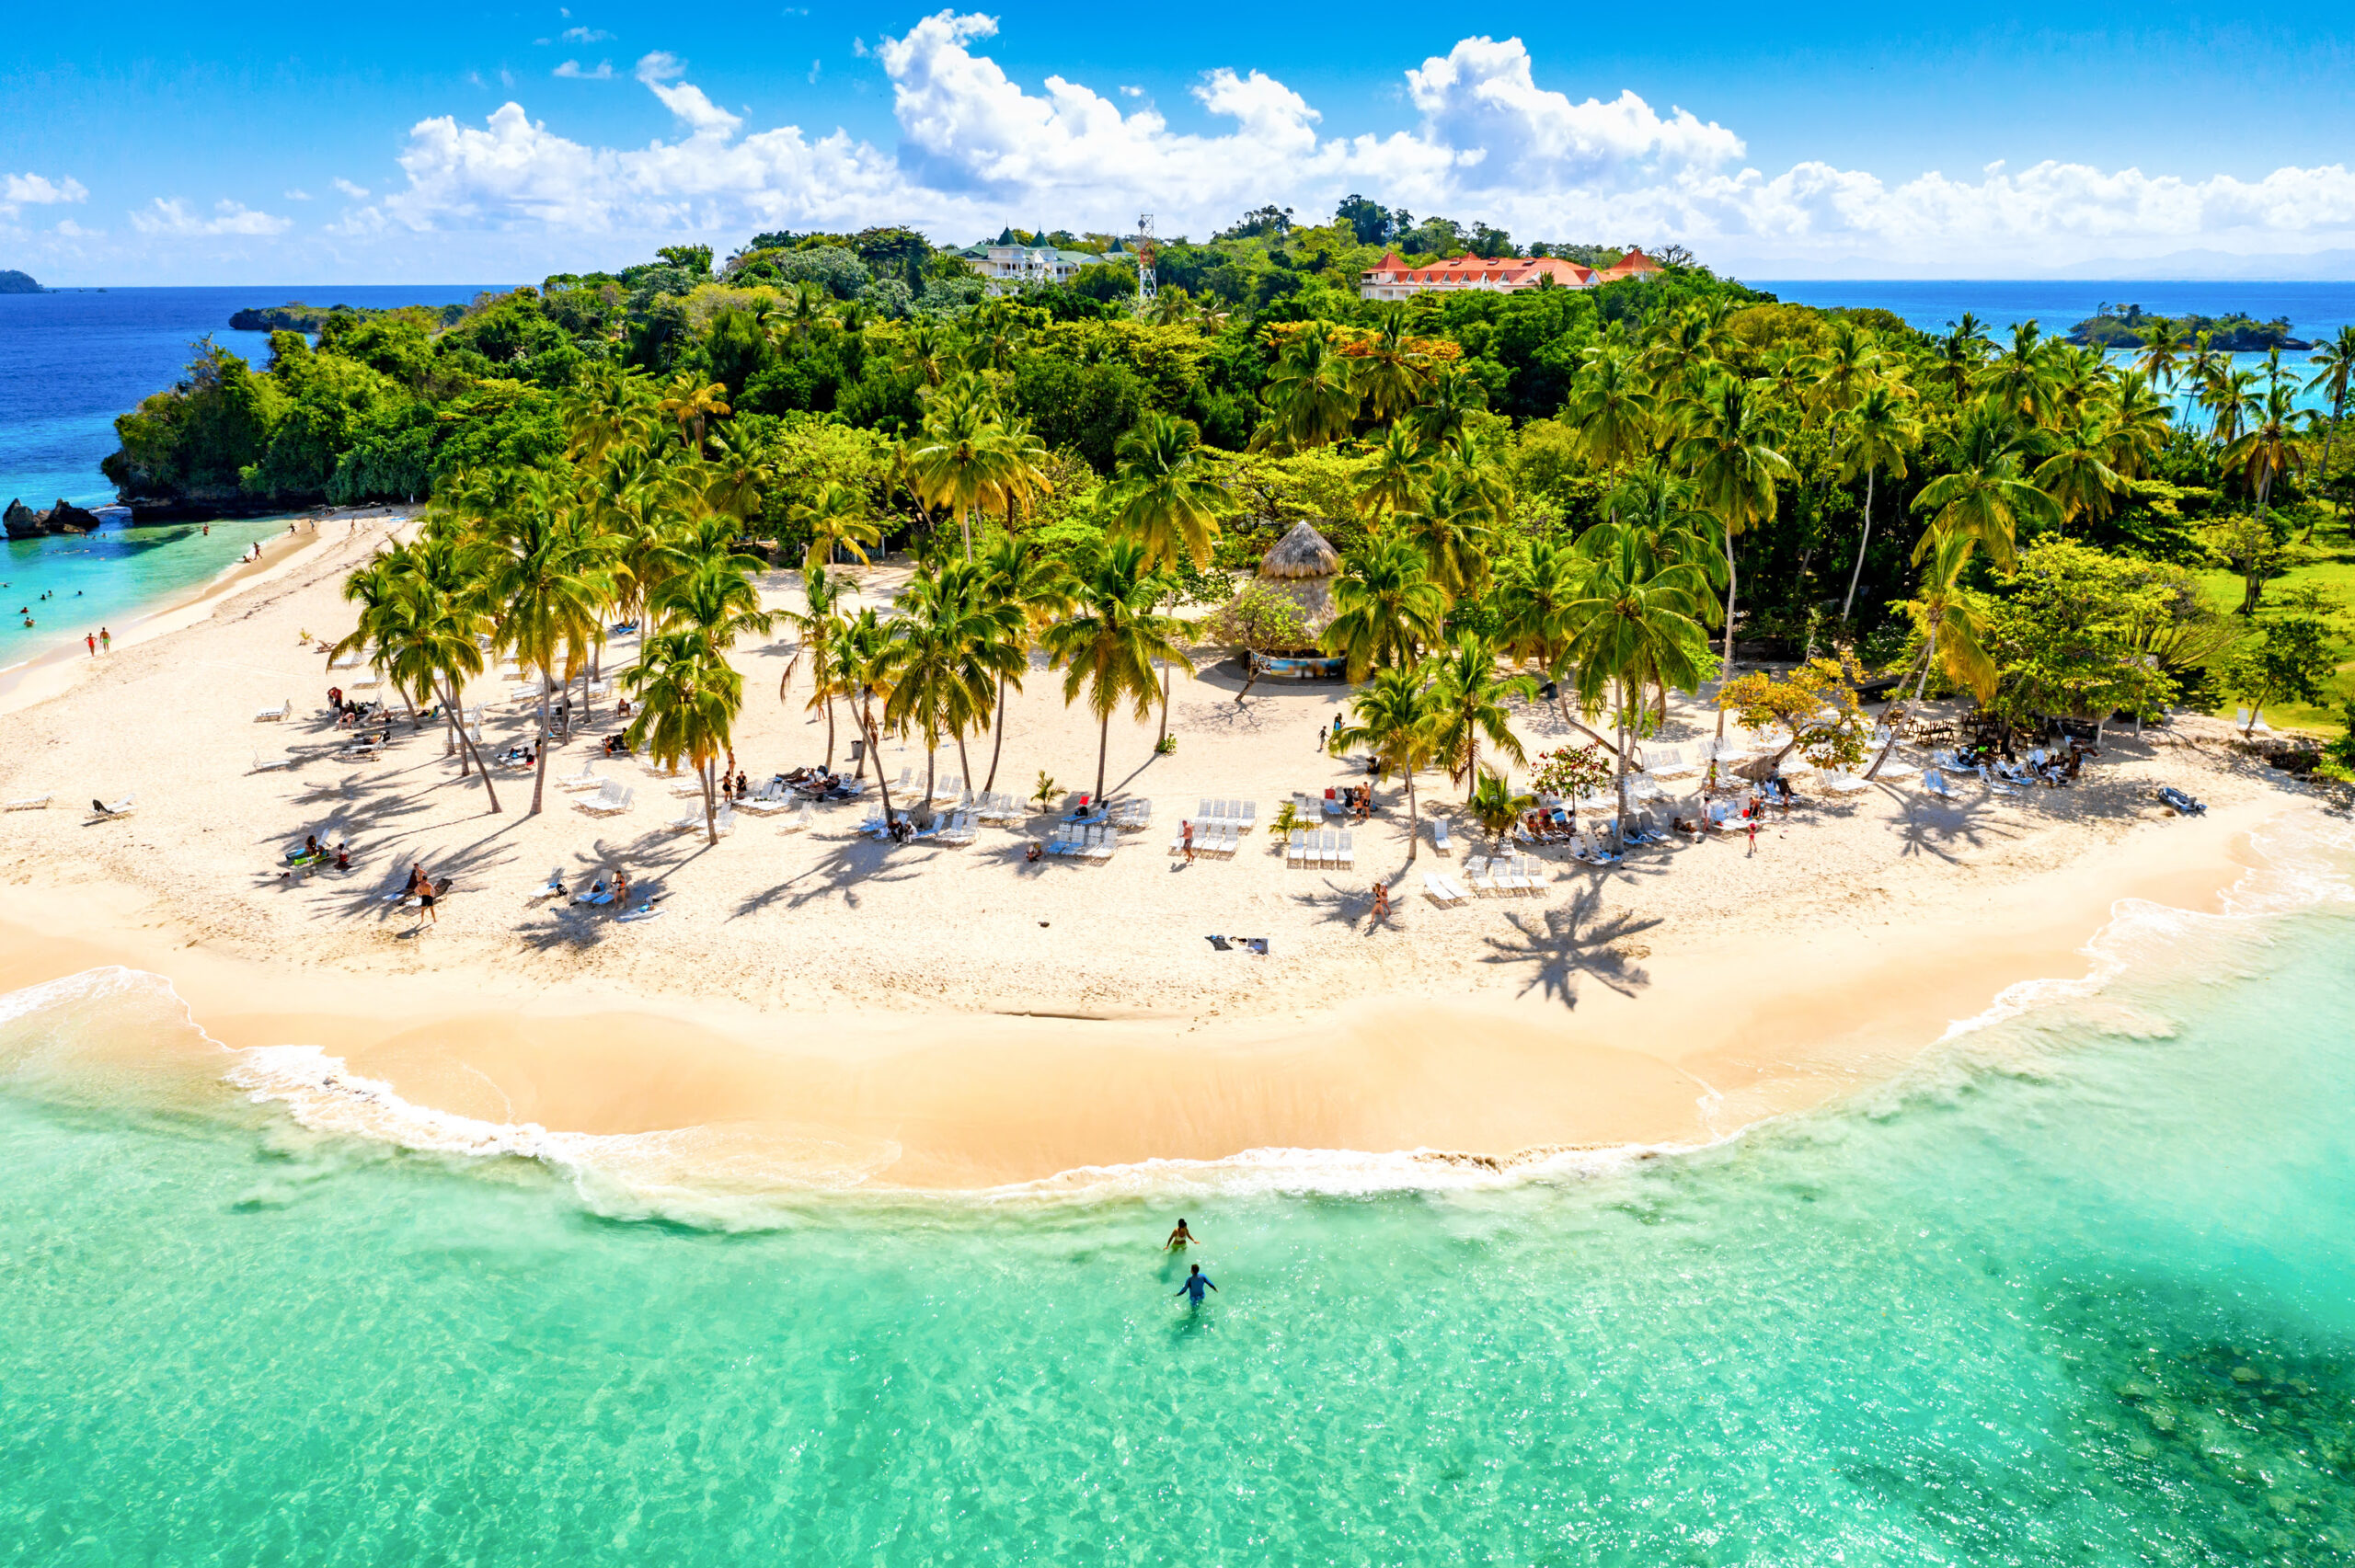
[3,822,2351,1563]
[0,521,281,668]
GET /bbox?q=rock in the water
[1,497,106,539]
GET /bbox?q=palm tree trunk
[1716,531,1739,740]
[823,685,838,773]
[864,699,895,831]
[1841,467,1874,622]
[1094,703,1111,805]
[702,759,720,847]
[954,730,973,802]
[959,503,973,563]
[530,681,553,814]
[1864,623,1937,781]
[983,670,1008,791]
[441,676,500,810]
[924,746,938,823]
[1404,767,1419,864]
[397,686,420,731]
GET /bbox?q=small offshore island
[6,207,2349,1185]
[2067,299,2312,350]
[0,268,43,294]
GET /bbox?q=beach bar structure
[1248,521,1348,680]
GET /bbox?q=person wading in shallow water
[1164,1219,1197,1252]
[1175,1264,1217,1305]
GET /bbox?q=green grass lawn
[2192,511,2355,735]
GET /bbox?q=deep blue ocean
[0,286,496,669]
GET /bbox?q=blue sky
[5,3,2353,283]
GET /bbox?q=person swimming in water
[1163,1219,1196,1252]
[1175,1265,1217,1305]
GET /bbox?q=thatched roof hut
[1259,520,1338,580]
[1257,521,1340,632]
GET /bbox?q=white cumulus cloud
[353,15,2355,273]
[554,59,615,81]
[332,177,371,199]
[562,26,613,42]
[2,173,89,213]
[127,198,293,237]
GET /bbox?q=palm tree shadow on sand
[1479,882,1661,1009]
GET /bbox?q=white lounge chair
[251,750,297,773]
[90,795,136,818]
[1336,830,1355,870]
[1430,818,1452,856]
[1922,768,1962,801]
[6,794,52,811]
[1286,828,1306,868]
[255,699,292,723]
[1422,872,1465,908]
[556,761,603,793]
[576,780,634,817]
[1820,769,1869,795]
[1464,856,1496,896]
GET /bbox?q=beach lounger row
[1173,823,1240,857]
[1194,798,1256,830]
[576,780,634,817]
[1047,823,1116,861]
[1421,872,1473,907]
[1463,854,1546,896]
[1107,797,1154,830]
[668,801,736,835]
[972,790,1026,825]
[1284,830,1355,869]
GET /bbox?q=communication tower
[1136,213,1157,307]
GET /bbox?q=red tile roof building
[1359,246,1663,301]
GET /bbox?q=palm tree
[1908,407,2058,571]
[1466,767,1535,844]
[2133,316,2187,388]
[2102,372,2176,480]
[1106,413,1229,568]
[1494,537,1628,758]
[1932,314,1993,404]
[1563,346,1659,482]
[1428,633,1535,790]
[885,560,1025,812]
[477,475,617,814]
[624,628,741,845]
[2032,412,2131,528]
[777,566,857,770]
[1395,467,1500,602]
[1321,534,1449,680]
[1804,322,1883,418]
[1671,376,1795,738]
[657,375,731,455]
[1041,541,1193,805]
[371,527,502,806]
[2200,368,2259,448]
[1979,321,2054,427]
[1863,530,1997,780]
[1355,424,1437,526]
[975,535,1072,791]
[896,320,954,387]
[1832,383,1922,621]
[1251,323,1361,452]
[2221,383,2313,517]
[1330,662,1446,864]
[1563,522,1716,829]
[2303,325,2355,536]
[835,606,903,825]
[1351,310,1433,424]
[1104,412,1231,744]
[1408,366,1486,449]
[789,480,883,577]
[908,379,1013,561]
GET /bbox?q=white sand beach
[0,515,2324,1186]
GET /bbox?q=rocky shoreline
[2,498,108,539]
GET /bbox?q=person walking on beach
[1746,812,1759,857]
[1175,1265,1217,1306]
[1316,722,1327,752]
[1164,1219,1196,1251]
[1369,880,1390,927]
[99,627,109,652]
[85,633,96,657]
[1180,819,1195,864]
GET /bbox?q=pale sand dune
[0,523,2322,1187]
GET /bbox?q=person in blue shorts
[1176,1264,1217,1305]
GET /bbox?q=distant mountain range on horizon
[1749,249,2355,283]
